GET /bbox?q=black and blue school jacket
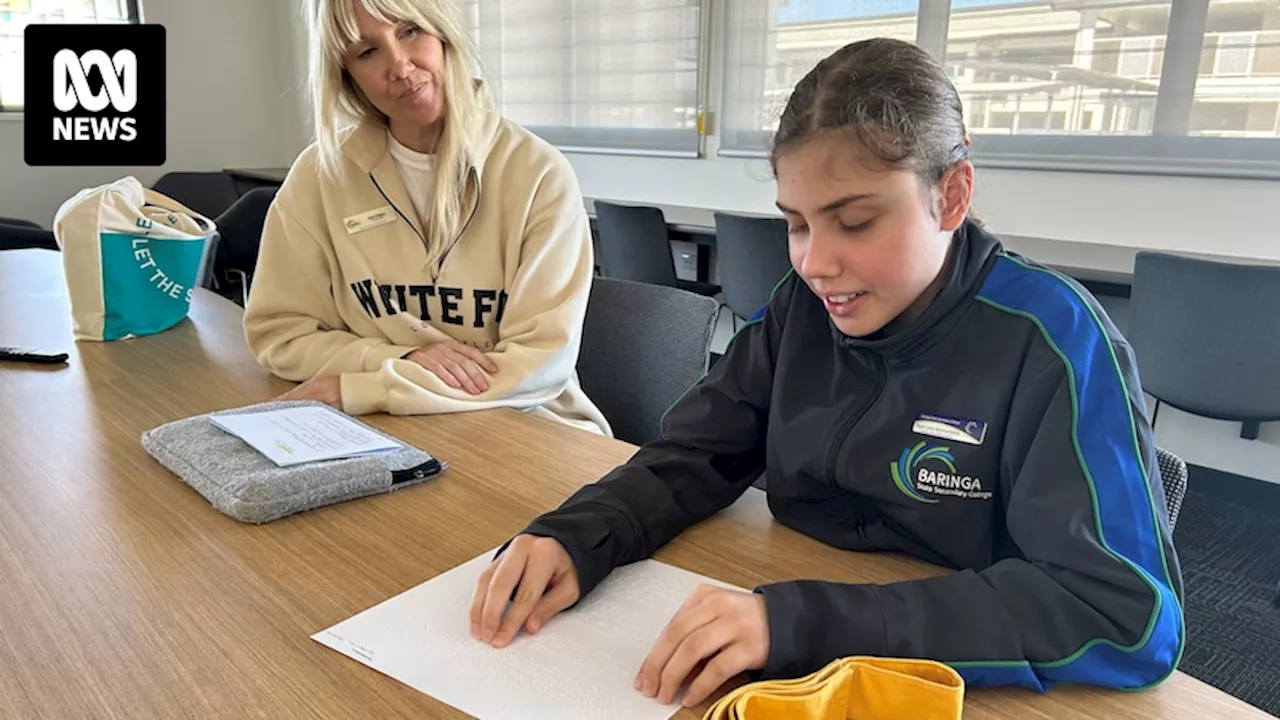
[519,220,1185,692]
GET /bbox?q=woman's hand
[635,585,770,708]
[470,534,581,648]
[405,340,499,395]
[277,373,342,409]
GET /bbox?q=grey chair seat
[1127,252,1280,437]
[713,212,790,322]
[577,277,719,446]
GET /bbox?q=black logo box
[24,24,166,167]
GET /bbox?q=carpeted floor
[1174,473,1280,718]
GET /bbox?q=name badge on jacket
[343,206,396,235]
[912,413,988,445]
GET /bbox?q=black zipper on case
[391,458,442,485]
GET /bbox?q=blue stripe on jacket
[967,253,1184,691]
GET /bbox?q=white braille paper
[313,549,742,719]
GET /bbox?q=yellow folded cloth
[702,656,964,720]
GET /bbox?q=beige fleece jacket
[242,106,610,437]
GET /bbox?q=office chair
[0,216,43,229]
[713,212,791,331]
[152,172,241,220]
[593,201,721,298]
[577,277,719,445]
[0,218,58,251]
[210,186,277,305]
[199,231,221,291]
[1155,446,1188,531]
[1127,252,1280,440]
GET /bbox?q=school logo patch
[891,441,992,503]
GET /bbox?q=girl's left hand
[634,585,770,708]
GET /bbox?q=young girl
[243,0,608,435]
[470,38,1184,707]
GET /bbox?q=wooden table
[0,248,1267,719]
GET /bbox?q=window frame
[0,0,143,114]
[715,0,1280,181]
[1212,31,1256,77]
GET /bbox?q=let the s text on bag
[53,176,216,341]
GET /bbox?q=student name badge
[343,206,396,235]
[912,413,988,446]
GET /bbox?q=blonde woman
[244,0,609,436]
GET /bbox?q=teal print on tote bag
[100,227,209,341]
[54,177,216,342]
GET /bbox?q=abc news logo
[25,24,165,166]
[53,49,139,142]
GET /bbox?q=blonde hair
[304,0,490,258]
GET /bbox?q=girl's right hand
[469,534,581,648]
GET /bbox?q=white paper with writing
[209,406,402,467]
[313,551,742,720]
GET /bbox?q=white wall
[567,151,1280,266]
[0,0,307,227]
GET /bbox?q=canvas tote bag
[53,176,216,341]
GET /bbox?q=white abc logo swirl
[53,49,137,113]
